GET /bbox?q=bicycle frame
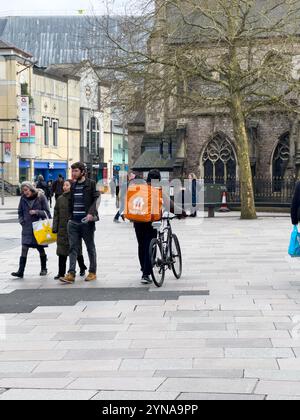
[156,218,174,269]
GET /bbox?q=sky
[0,0,130,16]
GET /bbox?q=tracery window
[202,134,237,184]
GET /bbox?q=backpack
[124,184,163,223]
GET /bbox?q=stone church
[128,1,299,195]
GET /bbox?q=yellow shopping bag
[33,219,57,245]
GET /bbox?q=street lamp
[0,126,14,206]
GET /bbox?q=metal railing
[204,176,296,207]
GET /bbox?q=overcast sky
[0,0,130,16]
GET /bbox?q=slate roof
[0,16,126,67]
[132,150,175,171]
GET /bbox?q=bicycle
[149,213,182,287]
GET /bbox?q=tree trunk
[230,94,257,220]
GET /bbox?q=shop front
[19,159,31,183]
[34,161,68,182]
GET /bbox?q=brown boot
[85,272,97,282]
[60,272,75,284]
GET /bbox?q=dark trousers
[58,255,86,277]
[68,221,97,274]
[134,222,157,276]
[21,245,46,258]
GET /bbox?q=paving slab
[67,377,165,391]
[255,380,300,396]
[33,359,122,373]
[0,388,97,400]
[177,393,265,400]
[158,378,258,394]
[92,391,179,400]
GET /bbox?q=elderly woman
[52,179,87,280]
[11,181,51,278]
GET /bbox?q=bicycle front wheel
[150,238,165,287]
[171,234,182,279]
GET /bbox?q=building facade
[0,41,125,191]
[128,3,300,198]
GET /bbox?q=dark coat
[291,181,300,225]
[52,179,64,197]
[53,192,71,256]
[70,178,100,221]
[36,180,49,197]
[18,192,51,247]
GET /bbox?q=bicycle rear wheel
[150,238,165,287]
[171,234,182,279]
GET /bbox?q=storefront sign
[20,123,35,144]
[19,96,30,138]
[4,142,12,163]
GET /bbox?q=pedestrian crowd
[11,163,199,285]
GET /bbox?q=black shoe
[11,257,27,279]
[54,274,64,280]
[77,255,87,277]
[113,218,120,223]
[11,272,24,278]
[141,275,152,285]
[40,269,48,276]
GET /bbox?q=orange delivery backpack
[124,184,163,223]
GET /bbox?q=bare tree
[94,0,300,219]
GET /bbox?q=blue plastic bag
[288,226,300,257]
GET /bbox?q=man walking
[52,174,64,201]
[61,162,100,284]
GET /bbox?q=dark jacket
[291,181,300,225]
[36,180,49,197]
[52,191,71,256]
[18,192,51,247]
[70,178,100,221]
[52,179,64,197]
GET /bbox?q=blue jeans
[68,221,97,274]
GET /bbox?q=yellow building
[0,40,114,192]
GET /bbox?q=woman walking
[11,182,51,278]
[52,179,87,280]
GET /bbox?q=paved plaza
[0,196,299,400]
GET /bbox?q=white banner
[19,96,29,138]
[4,143,11,163]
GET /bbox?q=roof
[0,38,32,58]
[132,150,175,171]
[0,16,133,67]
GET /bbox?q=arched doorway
[202,133,237,185]
[272,132,290,192]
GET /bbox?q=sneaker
[80,269,86,277]
[113,218,120,223]
[54,274,61,280]
[60,273,75,284]
[85,272,97,282]
[141,275,152,285]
